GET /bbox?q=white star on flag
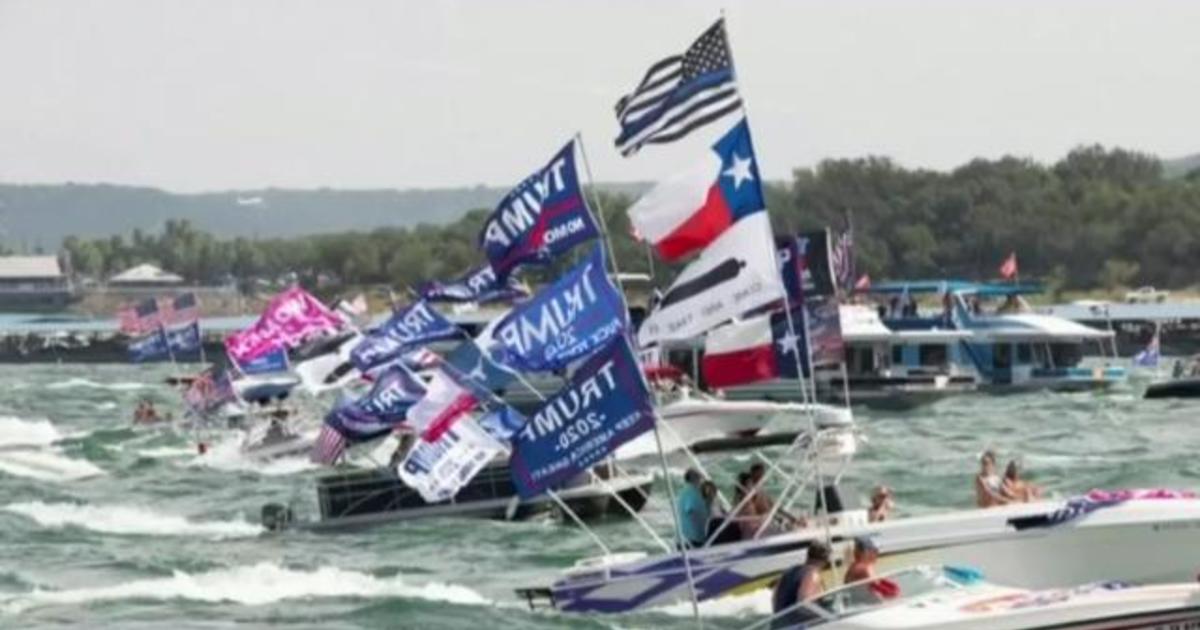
[722,153,755,190]
[776,331,799,355]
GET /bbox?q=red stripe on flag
[420,394,478,442]
[654,184,734,261]
[702,345,778,389]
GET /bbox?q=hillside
[1164,153,1200,178]
[0,182,651,251]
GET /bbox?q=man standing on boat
[677,468,710,548]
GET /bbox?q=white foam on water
[1,562,490,614]
[650,588,772,619]
[186,432,318,476]
[0,449,105,482]
[0,416,62,448]
[45,378,146,392]
[135,446,196,459]
[2,501,261,539]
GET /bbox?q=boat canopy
[841,305,973,343]
[869,280,1044,297]
[969,314,1114,341]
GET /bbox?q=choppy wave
[1,562,489,613]
[650,589,771,619]
[2,501,261,539]
[45,378,146,392]
[0,450,104,482]
[0,416,61,448]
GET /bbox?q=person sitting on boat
[133,399,161,424]
[975,450,1009,508]
[843,536,880,584]
[703,480,742,546]
[732,472,763,539]
[749,463,804,531]
[1002,460,1042,503]
[771,540,831,629]
[677,468,710,549]
[868,485,894,522]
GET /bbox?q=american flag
[831,230,854,291]
[614,18,742,157]
[311,424,347,465]
[161,293,200,326]
[117,298,161,335]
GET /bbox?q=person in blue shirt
[676,468,710,548]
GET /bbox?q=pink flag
[225,287,345,363]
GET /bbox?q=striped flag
[311,424,348,465]
[162,292,199,326]
[117,298,161,335]
[614,18,742,157]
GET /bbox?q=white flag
[638,212,784,346]
[398,414,504,503]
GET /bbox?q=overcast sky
[2,0,1198,192]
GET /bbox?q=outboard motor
[261,503,294,532]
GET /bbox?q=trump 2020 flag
[628,119,763,261]
[350,300,460,372]
[235,347,289,375]
[777,230,838,303]
[420,264,530,304]
[398,415,508,503]
[225,286,345,363]
[491,246,626,373]
[510,337,655,498]
[127,329,169,363]
[164,321,203,357]
[323,365,426,444]
[638,212,784,346]
[478,141,600,279]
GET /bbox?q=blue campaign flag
[445,339,517,393]
[165,321,203,357]
[324,365,426,444]
[478,141,600,279]
[420,264,530,304]
[350,300,461,372]
[127,329,169,363]
[490,246,626,373]
[509,337,655,498]
[236,348,289,375]
[775,231,837,303]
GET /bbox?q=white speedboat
[517,492,1200,614]
[758,565,1200,629]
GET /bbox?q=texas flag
[701,310,810,389]
[627,118,764,262]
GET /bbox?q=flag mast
[574,133,705,625]
[719,8,836,547]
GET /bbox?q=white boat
[517,492,1200,614]
[612,390,854,465]
[758,564,1200,629]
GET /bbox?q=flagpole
[575,132,703,625]
[720,8,834,546]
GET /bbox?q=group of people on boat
[975,450,1042,507]
[677,466,896,549]
[771,536,884,628]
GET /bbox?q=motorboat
[517,490,1200,614]
[261,461,653,533]
[1144,377,1200,399]
[755,564,1200,629]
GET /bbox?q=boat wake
[648,589,771,619]
[1,562,490,614]
[0,416,62,449]
[2,501,262,539]
[0,417,105,481]
[44,378,147,392]
[187,432,318,476]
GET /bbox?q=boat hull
[1144,378,1200,399]
[528,498,1200,614]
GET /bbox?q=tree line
[61,145,1200,297]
